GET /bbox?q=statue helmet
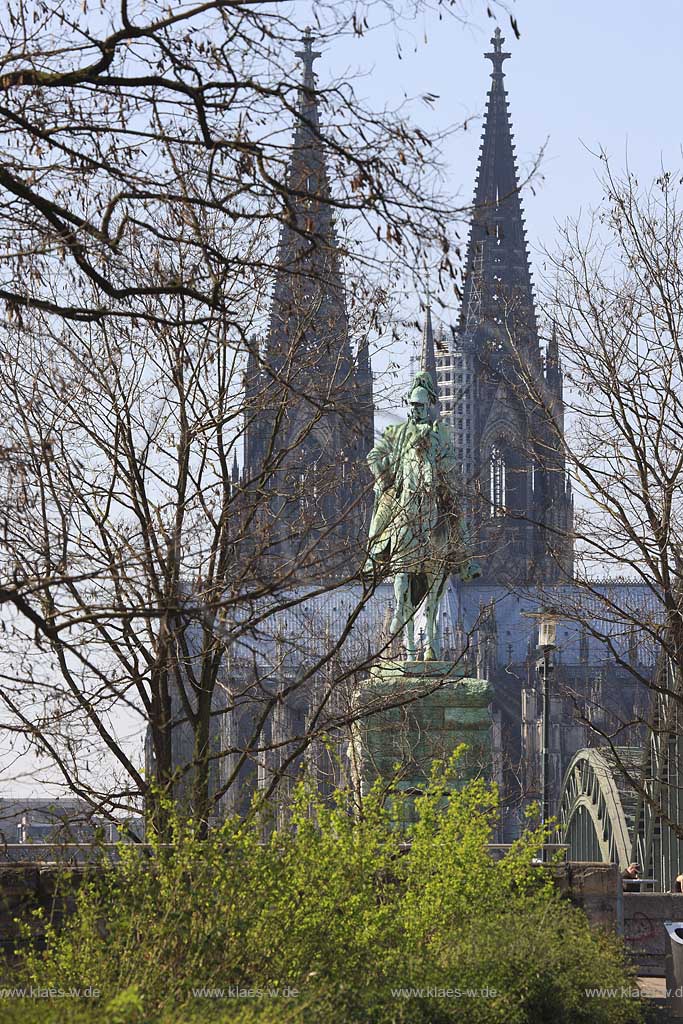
[409,384,431,405]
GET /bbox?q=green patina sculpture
[364,371,481,660]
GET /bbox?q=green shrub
[2,755,642,1024]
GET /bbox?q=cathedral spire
[459,28,537,357]
[439,28,573,583]
[240,31,373,581]
[264,29,351,378]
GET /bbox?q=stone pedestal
[355,660,493,826]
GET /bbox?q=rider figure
[364,372,480,661]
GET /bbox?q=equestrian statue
[363,371,481,661]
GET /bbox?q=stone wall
[552,862,624,935]
[623,893,683,977]
[550,866,683,982]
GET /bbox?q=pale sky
[322,0,683,333]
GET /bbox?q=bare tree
[524,160,683,856]
[0,0,484,327]
[0,1,502,837]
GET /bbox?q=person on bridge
[621,863,641,893]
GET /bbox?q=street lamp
[522,607,561,831]
[536,610,559,829]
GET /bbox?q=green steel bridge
[558,658,683,891]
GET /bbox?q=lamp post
[536,611,559,829]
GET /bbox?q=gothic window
[490,445,506,516]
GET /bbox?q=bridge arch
[558,748,633,868]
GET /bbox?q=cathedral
[152,28,653,836]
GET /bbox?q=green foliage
[3,757,641,1024]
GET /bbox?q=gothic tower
[242,31,374,580]
[436,28,573,582]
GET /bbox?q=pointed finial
[296,27,322,91]
[546,323,563,399]
[246,335,258,371]
[485,26,510,74]
[358,332,370,375]
[420,308,440,407]
[547,322,559,368]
